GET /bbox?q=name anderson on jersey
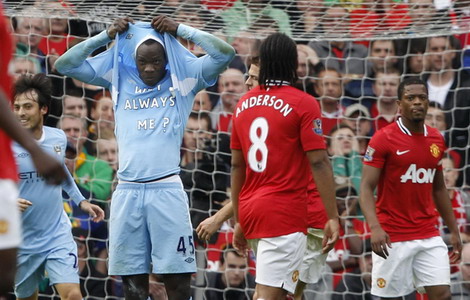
[236,94,293,117]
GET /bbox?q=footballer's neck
[401,117,425,134]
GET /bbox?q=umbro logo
[396,150,410,156]
[17,152,30,158]
[185,257,194,263]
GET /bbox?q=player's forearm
[55,30,111,79]
[62,167,86,206]
[230,173,244,223]
[433,170,460,235]
[214,202,234,225]
[177,24,235,66]
[230,151,246,223]
[309,152,339,220]
[434,188,460,234]
[359,185,381,230]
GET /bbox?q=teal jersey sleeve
[176,24,235,86]
[55,30,113,89]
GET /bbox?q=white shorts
[371,236,450,297]
[248,232,306,294]
[0,180,21,250]
[299,228,328,284]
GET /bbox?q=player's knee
[426,286,451,300]
[122,277,149,300]
[0,280,14,296]
[431,290,451,300]
[0,272,15,296]
[166,288,191,300]
[163,275,191,300]
[62,288,82,300]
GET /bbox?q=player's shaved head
[136,39,167,86]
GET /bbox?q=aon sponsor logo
[400,164,436,183]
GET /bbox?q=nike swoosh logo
[396,150,410,155]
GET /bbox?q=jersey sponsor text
[400,164,436,184]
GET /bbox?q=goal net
[4,0,470,299]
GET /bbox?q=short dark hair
[428,101,443,110]
[220,244,244,265]
[259,33,298,87]
[370,39,397,52]
[397,77,428,100]
[374,67,401,79]
[427,35,461,51]
[189,111,212,131]
[14,73,52,117]
[64,88,85,99]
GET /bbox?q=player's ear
[41,105,48,116]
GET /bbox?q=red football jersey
[231,85,326,239]
[363,118,445,242]
[0,7,17,181]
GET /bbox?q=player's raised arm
[151,15,235,81]
[54,17,134,87]
[432,168,462,262]
[360,164,391,259]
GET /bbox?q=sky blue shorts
[15,240,79,298]
[109,180,196,275]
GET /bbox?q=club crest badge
[430,143,440,158]
[292,270,299,283]
[54,145,62,155]
[377,278,386,288]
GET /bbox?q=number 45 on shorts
[177,235,195,256]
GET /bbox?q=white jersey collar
[397,117,428,136]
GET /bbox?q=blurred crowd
[4,0,470,299]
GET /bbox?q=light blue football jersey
[13,127,85,254]
[55,22,235,182]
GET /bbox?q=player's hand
[449,231,463,263]
[30,151,66,185]
[322,217,340,253]
[297,44,320,66]
[370,225,392,259]
[233,223,248,257]
[107,17,134,39]
[17,198,32,212]
[79,201,105,222]
[151,15,179,37]
[196,215,221,242]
